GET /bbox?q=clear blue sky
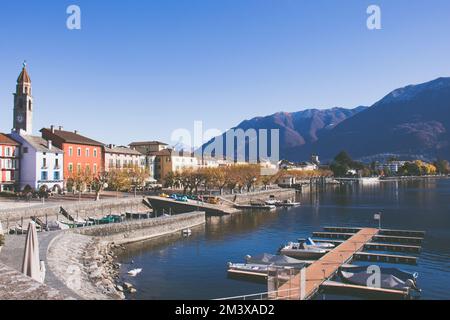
[1,0,449,146]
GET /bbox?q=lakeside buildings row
[1,64,282,192]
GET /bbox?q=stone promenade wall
[222,188,297,204]
[73,211,206,244]
[0,197,148,226]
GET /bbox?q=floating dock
[274,226,424,300]
[276,228,379,300]
[320,280,409,299]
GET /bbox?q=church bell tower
[13,61,33,135]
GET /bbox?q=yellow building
[154,149,198,183]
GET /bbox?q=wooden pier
[275,226,424,300]
[277,228,379,300]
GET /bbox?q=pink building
[0,133,20,192]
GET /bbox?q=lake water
[117,178,450,300]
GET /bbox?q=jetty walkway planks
[276,228,379,300]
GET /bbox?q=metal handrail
[214,287,301,301]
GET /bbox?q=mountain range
[202,77,450,163]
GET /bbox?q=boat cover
[339,266,418,291]
[246,253,306,268]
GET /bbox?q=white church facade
[9,63,64,192]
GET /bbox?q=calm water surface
[117,179,450,300]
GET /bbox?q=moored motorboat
[339,265,421,294]
[279,242,328,259]
[302,237,335,249]
[265,199,281,206]
[227,262,295,275]
[276,200,301,208]
[182,228,192,236]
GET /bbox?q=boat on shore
[279,242,328,259]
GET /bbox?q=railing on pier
[215,287,301,301]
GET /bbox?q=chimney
[50,125,55,133]
[47,140,52,150]
[58,126,63,131]
[74,130,78,135]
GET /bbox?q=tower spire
[13,62,33,134]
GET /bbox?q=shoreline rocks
[83,240,125,300]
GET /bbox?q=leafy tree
[91,171,110,201]
[434,159,450,174]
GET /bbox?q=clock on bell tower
[13,61,33,135]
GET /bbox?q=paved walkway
[0,231,82,299]
[277,228,379,300]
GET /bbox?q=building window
[86,148,90,157]
[94,164,97,174]
[42,158,47,168]
[68,163,73,173]
[55,158,59,168]
[69,147,73,157]
[5,147,11,157]
[23,147,28,154]
[86,164,91,174]
[93,148,97,157]
[54,171,60,181]
[41,171,48,181]
[77,164,81,173]
[77,148,81,157]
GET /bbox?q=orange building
[40,127,104,183]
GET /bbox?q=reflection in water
[117,178,450,300]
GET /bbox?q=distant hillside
[201,107,367,161]
[299,77,450,162]
[202,77,450,163]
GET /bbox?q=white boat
[245,253,308,268]
[182,228,192,236]
[279,242,327,259]
[302,238,335,249]
[265,200,281,206]
[339,265,420,294]
[127,268,142,277]
[227,263,294,275]
[277,200,301,208]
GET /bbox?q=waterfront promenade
[0,210,206,300]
